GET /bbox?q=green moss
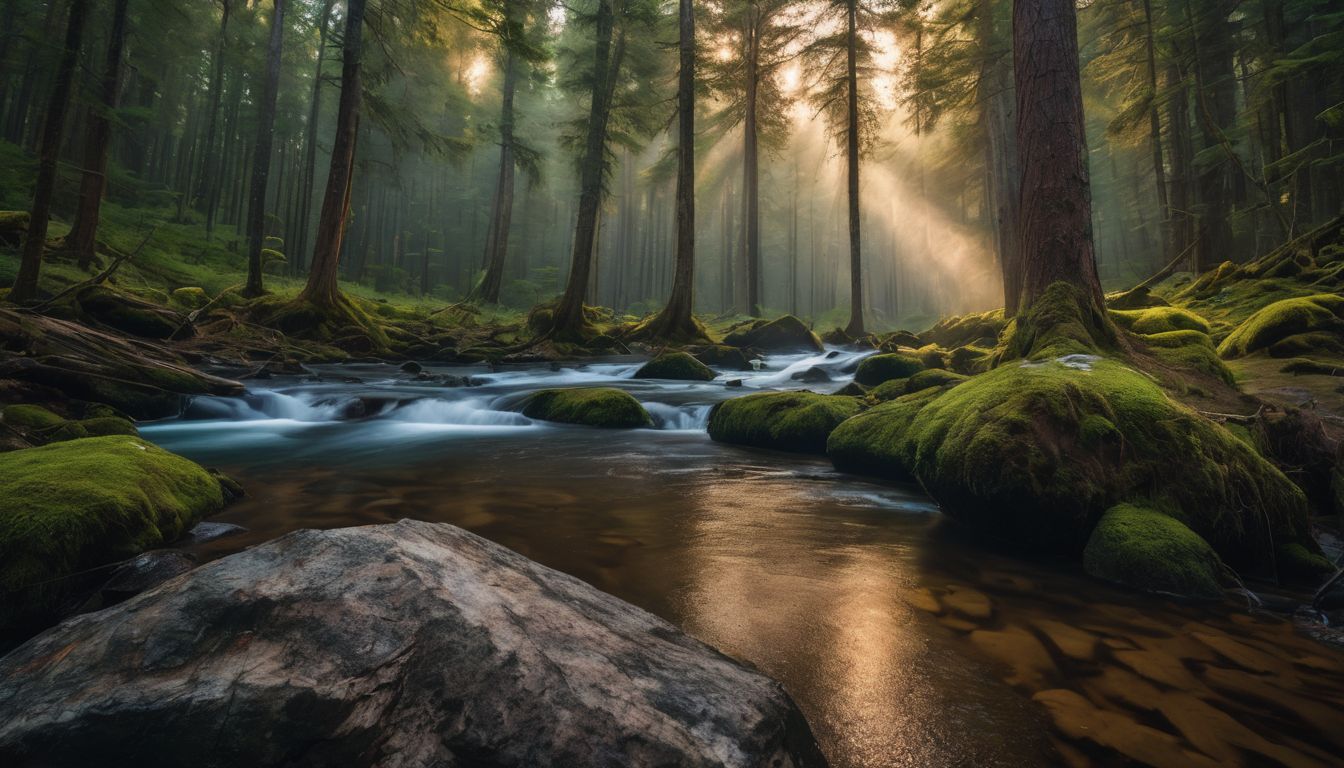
[854,353,924,386]
[75,285,180,340]
[1001,282,1117,360]
[827,356,1315,568]
[1111,306,1211,335]
[1148,338,1236,385]
[1275,542,1335,583]
[1267,331,1344,359]
[1217,294,1344,359]
[633,351,715,381]
[520,387,652,428]
[2,405,65,430]
[1082,505,1224,599]
[947,345,994,375]
[168,286,209,311]
[921,309,1006,349]
[1139,329,1212,349]
[0,436,225,630]
[869,378,910,402]
[722,315,823,352]
[904,368,967,393]
[690,344,751,371]
[708,391,863,454]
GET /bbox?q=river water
[142,350,1344,767]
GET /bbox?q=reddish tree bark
[1012,0,1105,313]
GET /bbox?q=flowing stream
[142,349,1344,767]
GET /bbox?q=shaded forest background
[0,0,1340,330]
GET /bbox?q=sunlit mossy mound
[1109,305,1210,335]
[708,392,862,454]
[854,353,925,386]
[1083,505,1225,600]
[0,436,225,634]
[633,351,715,381]
[826,282,1327,592]
[520,387,652,429]
[1215,294,1344,359]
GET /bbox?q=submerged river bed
[143,350,1344,767]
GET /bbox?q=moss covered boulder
[903,368,967,393]
[690,344,752,371]
[826,356,1316,570]
[708,392,862,454]
[520,387,652,428]
[1110,306,1210,335]
[168,286,210,312]
[0,210,30,247]
[1,436,226,634]
[854,353,924,386]
[1083,505,1225,599]
[722,315,823,353]
[1217,294,1344,358]
[633,352,716,381]
[1,404,136,448]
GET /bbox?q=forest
[0,0,1343,766]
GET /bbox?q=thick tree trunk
[301,0,366,307]
[243,0,287,297]
[1184,0,1236,270]
[69,0,131,270]
[1011,0,1105,313]
[198,0,232,240]
[294,0,336,274]
[642,0,701,340]
[476,43,518,304]
[843,0,865,337]
[11,0,89,304]
[553,0,624,335]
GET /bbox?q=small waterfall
[183,390,357,422]
[388,396,532,427]
[643,402,713,431]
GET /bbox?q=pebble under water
[142,349,1344,767]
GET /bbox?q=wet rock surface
[0,520,826,768]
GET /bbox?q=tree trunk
[243,0,287,298]
[1184,0,1236,270]
[294,0,336,274]
[552,0,625,335]
[476,41,518,304]
[743,5,761,317]
[11,0,89,304]
[843,0,865,337]
[301,0,366,307]
[642,0,702,340]
[1012,0,1105,313]
[198,0,232,240]
[69,0,131,270]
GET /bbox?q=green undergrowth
[1216,294,1344,359]
[708,391,862,454]
[520,387,652,428]
[0,436,224,633]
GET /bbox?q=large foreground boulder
[0,521,827,768]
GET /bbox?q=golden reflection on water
[182,443,1344,768]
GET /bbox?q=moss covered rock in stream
[0,436,226,633]
[1217,294,1344,359]
[854,353,925,386]
[722,315,823,353]
[826,355,1318,571]
[1082,505,1225,599]
[708,392,862,454]
[520,387,652,428]
[633,352,715,381]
